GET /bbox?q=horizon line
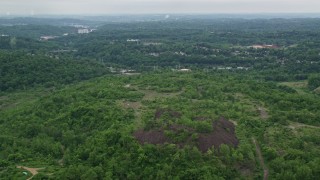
[1,12,320,16]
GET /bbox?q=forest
[0,16,320,179]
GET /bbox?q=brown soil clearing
[133,129,168,145]
[197,117,239,152]
[122,101,142,110]
[17,166,44,180]
[134,117,239,153]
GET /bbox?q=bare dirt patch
[17,166,44,180]
[133,129,168,145]
[134,116,239,153]
[124,84,131,88]
[169,124,194,132]
[197,117,239,152]
[122,101,142,110]
[258,106,269,120]
[230,120,238,126]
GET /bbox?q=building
[127,39,140,42]
[250,44,279,49]
[78,29,90,34]
[40,36,57,41]
[178,69,191,72]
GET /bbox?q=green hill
[1,72,319,179]
[0,51,109,91]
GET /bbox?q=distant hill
[0,17,102,26]
[0,51,109,91]
[0,25,77,39]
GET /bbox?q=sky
[0,0,320,15]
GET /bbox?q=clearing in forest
[121,101,142,111]
[233,93,269,120]
[197,117,239,152]
[257,106,269,120]
[125,84,183,101]
[141,89,182,101]
[278,81,308,95]
[16,166,45,180]
[121,85,183,127]
[0,88,50,111]
[133,113,239,152]
[314,86,320,94]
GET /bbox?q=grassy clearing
[233,93,269,120]
[0,88,52,111]
[120,84,183,128]
[279,81,308,95]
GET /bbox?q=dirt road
[17,166,44,180]
[252,137,269,180]
[289,122,320,129]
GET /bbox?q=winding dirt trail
[252,138,268,180]
[288,122,320,129]
[17,166,44,180]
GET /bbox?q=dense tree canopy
[0,17,320,179]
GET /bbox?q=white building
[40,36,57,41]
[78,29,90,34]
[127,39,140,42]
[178,69,191,72]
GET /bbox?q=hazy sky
[1,0,320,15]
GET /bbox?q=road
[252,137,269,180]
[17,166,44,180]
